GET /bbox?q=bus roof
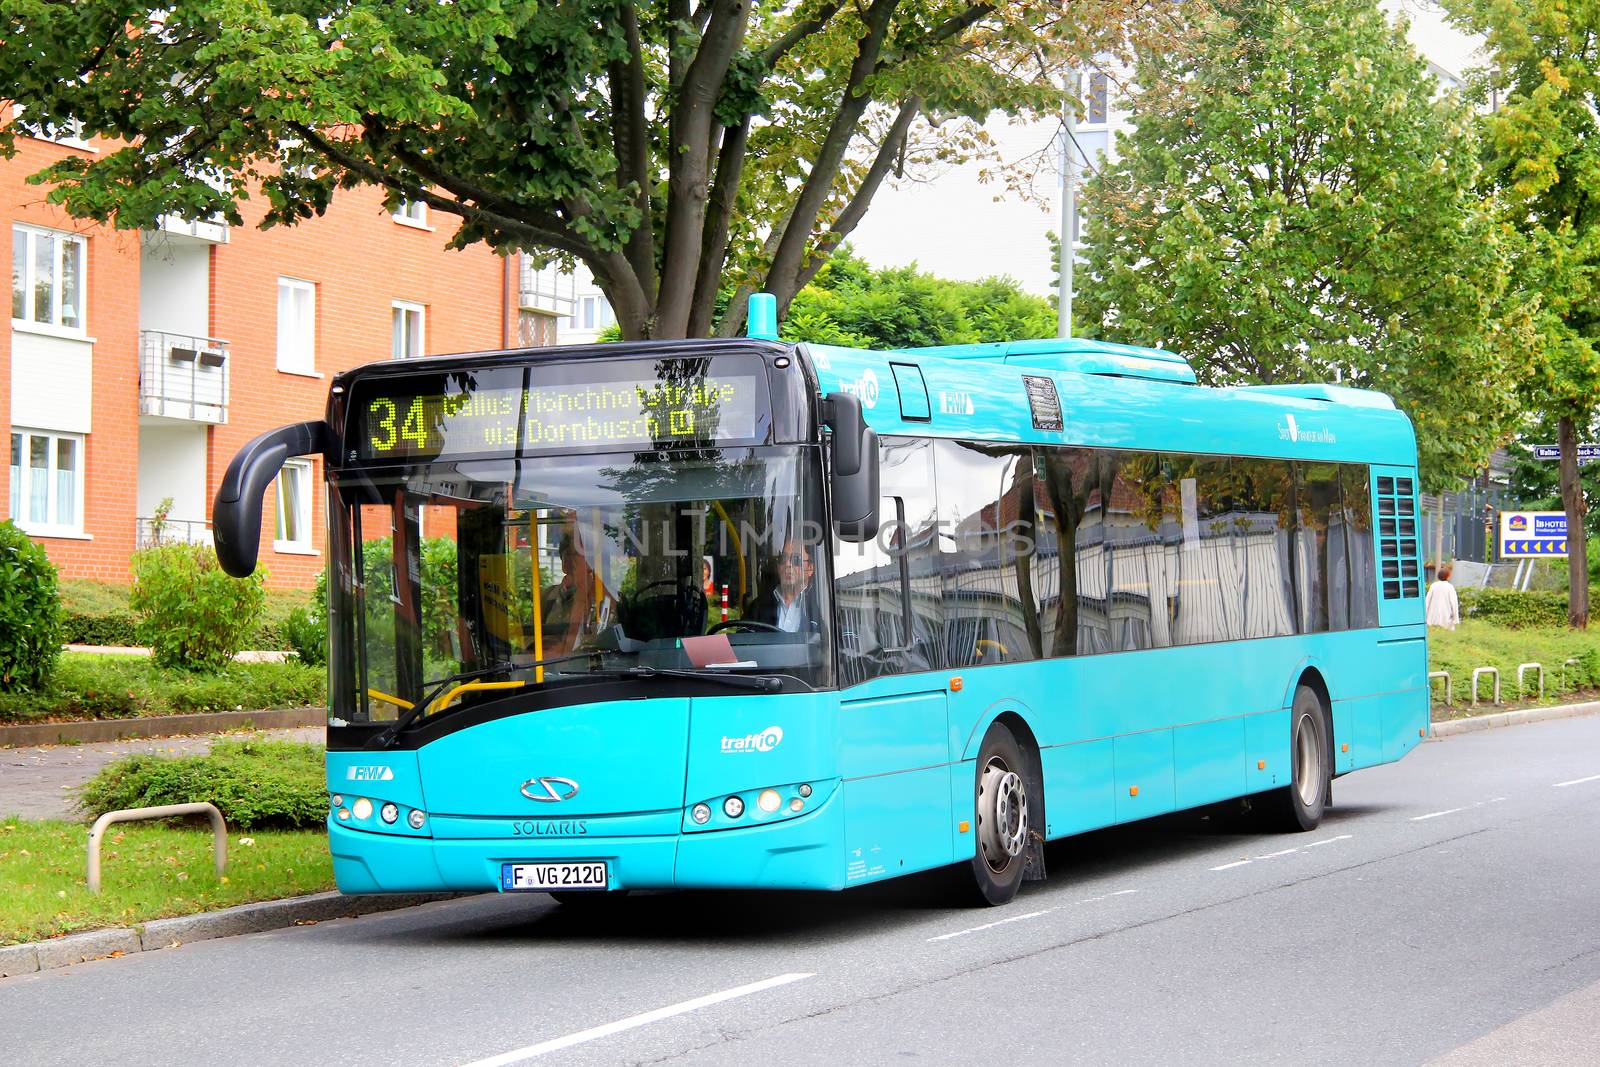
[803,339,1415,468]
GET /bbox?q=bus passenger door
[833,437,952,884]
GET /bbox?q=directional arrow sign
[1500,511,1570,558]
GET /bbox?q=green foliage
[782,247,1055,349]
[353,536,459,665]
[0,818,332,946]
[0,0,1153,339]
[0,520,63,692]
[282,606,328,667]
[77,740,329,831]
[1077,0,1520,491]
[1429,619,1600,712]
[1458,588,1570,629]
[130,545,267,671]
[0,654,326,724]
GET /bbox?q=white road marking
[1256,847,1300,859]
[1210,859,1252,871]
[1411,807,1467,821]
[925,889,1138,943]
[456,972,813,1066]
[1305,834,1352,847]
[926,908,1053,943]
[1554,774,1600,788]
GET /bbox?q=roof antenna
[747,293,779,341]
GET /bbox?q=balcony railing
[519,256,578,319]
[139,330,229,423]
[136,516,213,550]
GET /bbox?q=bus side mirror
[213,421,331,578]
[822,393,879,542]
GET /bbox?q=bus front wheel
[1263,685,1330,832]
[969,723,1031,906]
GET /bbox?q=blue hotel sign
[1499,511,1568,558]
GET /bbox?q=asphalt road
[3,715,1598,1066]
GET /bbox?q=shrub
[0,519,63,691]
[1458,588,1570,629]
[130,544,267,671]
[61,610,140,647]
[77,739,327,830]
[0,654,326,724]
[282,605,327,667]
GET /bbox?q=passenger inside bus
[539,531,596,656]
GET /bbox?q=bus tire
[1264,684,1330,832]
[968,723,1031,906]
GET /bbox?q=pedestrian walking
[1425,561,1460,630]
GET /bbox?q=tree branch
[760,2,843,70]
[689,116,751,336]
[608,4,656,297]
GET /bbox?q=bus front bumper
[328,786,846,894]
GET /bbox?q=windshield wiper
[367,652,598,748]
[583,666,784,693]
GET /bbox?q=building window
[276,277,316,374]
[274,458,313,550]
[392,300,425,359]
[1086,72,1109,126]
[392,199,427,226]
[11,226,86,332]
[9,429,83,534]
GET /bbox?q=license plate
[500,861,610,892]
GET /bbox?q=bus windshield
[328,445,831,726]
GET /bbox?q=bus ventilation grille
[1377,475,1420,600]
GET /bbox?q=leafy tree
[1445,0,1600,629]
[0,0,1152,340]
[782,245,1054,347]
[1075,0,1521,494]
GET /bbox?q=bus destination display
[360,369,761,458]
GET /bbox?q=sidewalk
[0,727,321,821]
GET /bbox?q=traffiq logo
[721,726,784,753]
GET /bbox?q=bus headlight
[757,789,782,813]
[352,797,374,821]
[408,809,427,830]
[723,795,745,819]
[692,803,712,824]
[380,803,399,824]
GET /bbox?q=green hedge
[58,578,307,651]
[0,519,63,691]
[0,654,325,724]
[77,739,327,830]
[1458,588,1570,629]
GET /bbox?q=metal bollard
[1561,657,1581,690]
[88,802,227,894]
[1427,670,1452,706]
[1470,666,1500,707]
[1517,662,1544,701]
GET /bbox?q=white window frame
[9,428,86,536]
[274,458,315,553]
[392,300,426,360]
[276,276,317,375]
[1083,72,1110,128]
[10,104,93,151]
[12,225,88,334]
[392,199,429,228]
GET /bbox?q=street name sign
[1532,444,1599,462]
[1499,511,1569,558]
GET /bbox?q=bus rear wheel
[1263,684,1330,832]
[968,723,1030,906]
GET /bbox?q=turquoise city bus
[213,300,1428,906]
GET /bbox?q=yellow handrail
[430,679,528,712]
[367,688,415,711]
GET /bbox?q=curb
[1431,699,1600,738]
[0,707,325,748]
[0,891,471,978]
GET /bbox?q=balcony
[154,213,229,245]
[136,516,213,550]
[139,330,229,423]
[519,256,578,319]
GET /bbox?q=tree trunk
[1559,414,1589,629]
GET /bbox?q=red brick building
[4,124,528,589]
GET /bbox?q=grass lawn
[1428,620,1600,720]
[0,653,325,725]
[0,817,333,945]
[58,577,314,651]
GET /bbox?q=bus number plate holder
[501,861,610,892]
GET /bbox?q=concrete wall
[138,237,210,338]
[136,422,208,523]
